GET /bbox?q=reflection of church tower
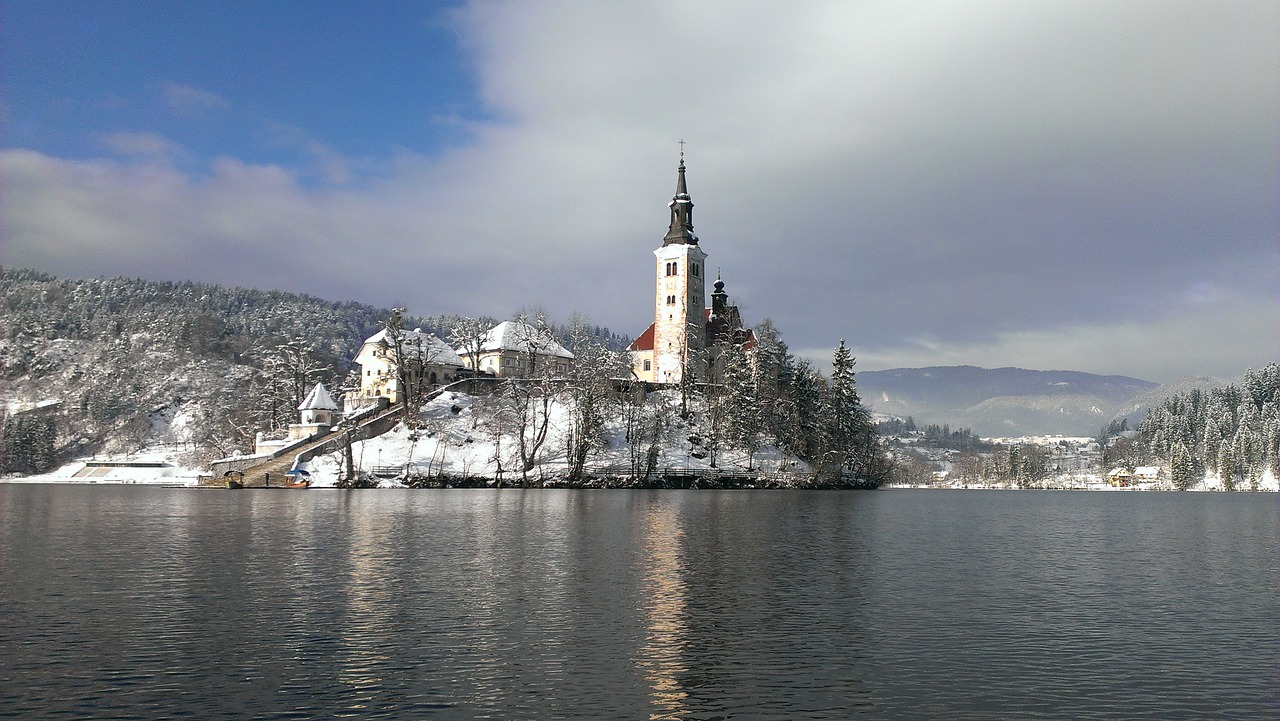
[650,156,708,383]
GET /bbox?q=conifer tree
[1171,441,1196,490]
[819,339,886,486]
[721,345,763,470]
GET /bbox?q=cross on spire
[678,138,685,162]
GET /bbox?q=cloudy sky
[2,1,1276,382]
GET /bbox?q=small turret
[711,271,728,316]
[293,382,338,437]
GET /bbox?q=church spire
[663,145,697,246]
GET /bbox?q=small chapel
[629,153,755,384]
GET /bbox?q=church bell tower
[651,152,708,383]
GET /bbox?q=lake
[1,486,1277,720]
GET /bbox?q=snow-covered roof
[298,382,338,411]
[463,321,574,359]
[361,328,463,367]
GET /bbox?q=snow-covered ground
[3,402,213,485]
[303,390,806,487]
[8,389,1277,492]
[4,458,204,486]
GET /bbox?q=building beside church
[455,320,575,378]
[629,157,754,384]
[352,327,463,405]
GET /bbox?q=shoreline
[4,476,1277,492]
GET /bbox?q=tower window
[691,263,700,277]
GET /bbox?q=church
[629,154,755,384]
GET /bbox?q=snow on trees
[1132,363,1279,490]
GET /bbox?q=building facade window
[643,360,651,371]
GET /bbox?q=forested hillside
[0,268,625,473]
[1103,364,1280,490]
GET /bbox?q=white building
[352,327,463,405]
[290,382,338,440]
[456,320,574,378]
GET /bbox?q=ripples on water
[1,487,1276,720]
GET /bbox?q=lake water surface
[2,486,1277,720]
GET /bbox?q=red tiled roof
[630,312,756,352]
[628,322,656,351]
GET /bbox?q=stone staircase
[208,380,484,488]
[233,433,345,487]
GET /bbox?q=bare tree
[622,387,663,481]
[252,337,325,434]
[376,308,413,423]
[509,309,566,378]
[449,316,490,375]
[376,308,450,425]
[563,314,625,484]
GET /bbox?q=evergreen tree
[0,414,57,475]
[721,345,764,470]
[776,358,826,468]
[1171,441,1196,490]
[820,340,887,487]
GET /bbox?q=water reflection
[335,494,393,712]
[638,498,690,720]
[4,487,1276,720]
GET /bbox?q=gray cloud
[3,1,1276,383]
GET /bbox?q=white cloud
[260,122,353,185]
[2,1,1276,383]
[161,81,230,116]
[96,131,189,163]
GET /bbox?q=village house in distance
[629,153,755,383]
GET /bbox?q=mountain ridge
[858,365,1160,437]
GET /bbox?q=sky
[2,0,1276,383]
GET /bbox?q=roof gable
[359,328,463,367]
[298,382,338,411]
[473,321,575,359]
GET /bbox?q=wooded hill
[0,267,624,473]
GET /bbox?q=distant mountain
[858,366,1158,437]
